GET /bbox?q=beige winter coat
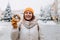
[11,19,40,40]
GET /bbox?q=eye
[29,12,31,14]
[29,12,33,14]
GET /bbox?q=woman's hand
[11,14,20,29]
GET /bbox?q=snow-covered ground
[0,20,60,40]
[38,20,60,40]
[0,22,12,40]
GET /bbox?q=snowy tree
[38,5,53,22]
[3,4,12,22]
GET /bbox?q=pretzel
[11,14,20,29]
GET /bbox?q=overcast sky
[0,0,54,14]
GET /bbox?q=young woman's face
[24,11,33,21]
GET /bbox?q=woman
[11,8,40,40]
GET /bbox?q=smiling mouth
[26,16,31,18]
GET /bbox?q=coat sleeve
[11,21,21,40]
[11,29,19,40]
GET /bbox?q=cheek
[29,14,33,18]
[31,14,33,17]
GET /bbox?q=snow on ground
[38,20,60,40]
[0,22,12,40]
[0,20,60,40]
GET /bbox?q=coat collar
[22,19,37,29]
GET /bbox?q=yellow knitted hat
[24,8,34,14]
